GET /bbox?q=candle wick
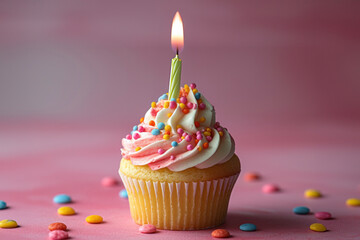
[176,48,179,56]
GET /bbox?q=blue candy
[158,94,168,101]
[133,125,138,131]
[239,223,257,232]
[157,122,165,130]
[0,200,7,210]
[293,206,310,215]
[170,98,176,102]
[171,141,178,147]
[195,92,201,100]
[151,129,160,135]
[53,194,72,204]
[119,189,128,198]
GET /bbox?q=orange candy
[203,142,209,149]
[244,172,260,181]
[140,117,144,123]
[149,120,155,126]
[194,121,200,127]
[182,109,189,114]
[211,229,230,238]
[48,222,67,231]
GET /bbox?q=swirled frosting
[121,84,235,172]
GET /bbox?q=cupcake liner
[119,172,239,230]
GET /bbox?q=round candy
[0,200,7,210]
[315,212,332,220]
[57,206,76,216]
[262,184,280,193]
[304,189,322,198]
[211,229,230,238]
[244,172,260,181]
[101,177,118,187]
[346,198,360,206]
[139,224,156,233]
[48,230,69,240]
[293,206,310,215]
[119,189,128,198]
[239,223,257,231]
[86,215,103,224]
[53,194,71,204]
[157,122,165,130]
[48,222,67,231]
[171,141,178,147]
[151,129,160,136]
[310,223,327,232]
[0,219,18,228]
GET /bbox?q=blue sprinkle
[293,206,310,215]
[133,125,138,131]
[157,122,165,130]
[131,130,135,135]
[158,94,168,101]
[195,92,201,100]
[151,129,160,135]
[239,223,257,232]
[53,194,72,204]
[0,200,7,210]
[171,141,178,147]
[170,98,176,102]
[119,189,128,198]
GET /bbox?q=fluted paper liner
[119,172,239,230]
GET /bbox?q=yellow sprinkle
[0,219,18,228]
[206,128,212,132]
[181,136,185,139]
[57,206,76,216]
[204,132,211,136]
[177,98,180,103]
[167,113,172,118]
[140,117,144,123]
[304,189,322,198]
[198,99,203,104]
[179,103,185,109]
[184,84,189,89]
[163,134,170,140]
[151,102,156,108]
[197,147,202,152]
[199,117,206,123]
[86,215,103,224]
[135,147,141,151]
[310,223,327,232]
[219,131,224,137]
[192,89,198,94]
[164,101,169,108]
[176,125,182,129]
[164,125,172,131]
[346,198,360,206]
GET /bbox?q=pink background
[1,1,360,239]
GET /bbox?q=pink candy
[133,133,140,140]
[177,128,184,135]
[206,136,212,141]
[190,83,196,89]
[48,230,69,240]
[185,135,192,142]
[170,155,176,160]
[180,97,187,104]
[199,103,206,110]
[196,134,203,140]
[139,224,157,234]
[138,126,145,132]
[315,212,332,220]
[262,184,280,193]
[158,148,165,154]
[126,134,132,140]
[187,144,194,151]
[169,101,177,109]
[101,177,118,187]
[186,102,193,109]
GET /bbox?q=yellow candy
[197,147,202,152]
[176,98,181,103]
[184,84,189,89]
[304,189,322,198]
[135,147,141,151]
[86,215,103,224]
[310,223,327,232]
[167,113,172,118]
[164,125,171,131]
[204,132,211,136]
[206,128,212,132]
[179,103,185,109]
[176,125,182,129]
[199,117,206,123]
[163,134,170,140]
[0,219,18,228]
[346,198,360,206]
[164,101,169,108]
[192,89,198,94]
[219,131,224,137]
[151,102,156,108]
[57,206,75,216]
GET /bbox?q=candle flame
[171,11,184,54]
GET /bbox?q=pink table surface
[1,120,360,240]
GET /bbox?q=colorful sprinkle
[182,108,189,114]
[163,134,170,140]
[206,136,212,141]
[140,117,144,123]
[0,201,7,210]
[167,113,172,118]
[135,147,141,151]
[151,102,156,108]
[203,142,209,149]
[57,206,75,216]
[179,103,186,109]
[199,117,206,122]
[211,229,230,238]
[158,148,165,154]
[244,172,260,181]
[204,131,211,137]
[239,223,257,232]
[48,230,69,240]
[187,144,194,151]
[262,184,280,193]
[195,92,201,100]
[346,198,360,206]
[158,94,168,101]
[194,121,200,127]
[133,125,138,131]
[185,135,192,142]
[126,134,132,140]
[151,129,160,135]
[169,101,177,109]
[192,88,198,94]
[133,133,140,140]
[293,206,310,215]
[157,122,165,130]
[305,189,322,198]
[48,222,67,231]
[138,126,145,132]
[164,101,169,108]
[170,98,176,102]
[310,223,327,232]
[0,219,18,228]
[186,102,193,109]
[165,125,172,131]
[101,177,118,187]
[199,103,206,110]
[53,194,72,204]
[197,146,202,152]
[219,131,224,137]
[171,141,178,147]
[190,83,196,89]
[196,134,203,140]
[139,224,157,234]
[149,120,155,126]
[86,215,103,224]
[170,155,176,160]
[315,212,332,220]
[177,128,184,135]
[180,97,187,104]
[119,189,128,198]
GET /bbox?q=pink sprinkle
[177,128,184,135]
[196,134,203,140]
[150,108,157,116]
[214,122,220,128]
[158,148,165,154]
[185,135,192,142]
[186,102,193,109]
[262,184,280,193]
[49,230,69,240]
[187,144,194,151]
[199,103,206,110]
[315,212,332,220]
[169,101,177,109]
[126,134,132,140]
[217,127,223,132]
[170,155,176,160]
[190,83,197,89]
[139,224,157,234]
[182,132,187,137]
[178,138,182,142]
[206,136,212,141]
[196,131,201,135]
[133,133,140,140]
[138,126,145,132]
[101,177,118,187]
[180,97,187,104]
[193,104,197,109]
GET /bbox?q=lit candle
[168,11,184,100]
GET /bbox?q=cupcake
[119,83,240,230]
